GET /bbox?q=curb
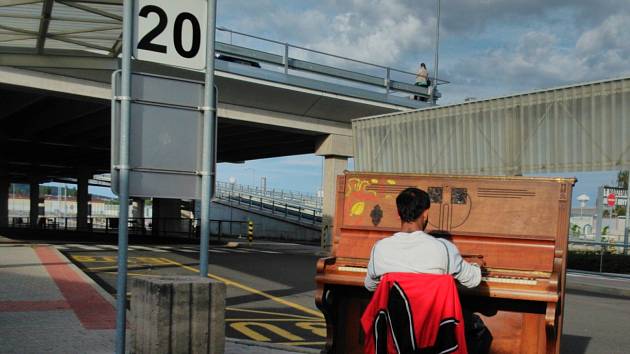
[566,272,630,299]
[226,338,321,354]
[566,282,630,299]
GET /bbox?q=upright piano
[315,172,575,354]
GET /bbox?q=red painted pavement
[34,246,117,330]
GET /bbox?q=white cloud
[441,11,630,103]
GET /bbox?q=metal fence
[214,188,322,225]
[215,27,448,100]
[7,216,249,241]
[568,239,630,274]
[216,181,322,209]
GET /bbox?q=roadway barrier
[247,221,254,245]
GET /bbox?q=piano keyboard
[338,266,368,273]
[337,267,538,286]
[482,276,537,285]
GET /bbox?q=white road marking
[128,245,168,253]
[66,244,101,251]
[247,249,281,254]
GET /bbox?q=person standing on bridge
[415,62,431,87]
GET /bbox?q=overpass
[0,0,442,236]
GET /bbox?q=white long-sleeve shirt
[364,230,481,291]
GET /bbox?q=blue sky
[89,1,630,208]
[212,1,630,207]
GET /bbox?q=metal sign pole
[199,0,217,277]
[114,1,133,353]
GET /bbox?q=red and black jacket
[361,273,467,354]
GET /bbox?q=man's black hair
[396,187,430,223]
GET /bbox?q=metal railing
[215,27,448,99]
[568,239,630,274]
[216,181,321,209]
[7,216,249,241]
[214,185,322,225]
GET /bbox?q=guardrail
[214,189,322,225]
[216,181,321,209]
[569,239,630,274]
[215,27,448,99]
[7,216,249,241]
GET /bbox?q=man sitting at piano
[362,187,488,353]
[364,187,481,291]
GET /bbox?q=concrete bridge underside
[0,64,410,243]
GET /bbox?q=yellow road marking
[295,322,327,337]
[230,322,303,342]
[226,307,318,320]
[160,257,324,319]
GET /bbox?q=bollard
[131,276,226,354]
[247,221,254,245]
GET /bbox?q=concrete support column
[0,171,8,228]
[132,198,145,218]
[152,198,182,236]
[29,179,40,228]
[77,170,91,230]
[132,198,145,233]
[0,135,8,228]
[315,134,353,251]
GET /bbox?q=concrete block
[131,276,226,354]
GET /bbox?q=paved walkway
[0,241,313,354]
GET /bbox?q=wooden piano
[315,172,575,354]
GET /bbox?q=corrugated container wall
[353,77,630,175]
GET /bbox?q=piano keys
[315,172,575,354]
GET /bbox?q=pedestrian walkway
[0,240,313,353]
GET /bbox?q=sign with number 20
[134,0,208,70]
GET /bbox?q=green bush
[568,251,630,274]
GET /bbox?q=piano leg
[315,285,372,354]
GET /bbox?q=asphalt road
[50,240,630,354]
[56,241,325,350]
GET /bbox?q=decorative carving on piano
[369,205,383,226]
[428,187,443,203]
[451,188,468,204]
[477,188,535,199]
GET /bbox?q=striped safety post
[247,221,254,245]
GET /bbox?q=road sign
[134,0,207,70]
[112,71,205,199]
[607,193,616,207]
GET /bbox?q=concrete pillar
[315,134,353,251]
[152,198,182,236]
[29,179,40,228]
[77,170,91,230]
[132,198,145,233]
[0,172,8,228]
[0,135,8,228]
[132,198,145,218]
[131,276,226,354]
